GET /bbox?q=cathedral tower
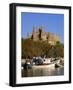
[41,25,44,32]
[32,25,36,34]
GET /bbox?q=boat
[55,63,63,68]
[32,63,55,68]
[22,62,32,69]
[32,57,43,65]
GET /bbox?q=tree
[22,38,64,59]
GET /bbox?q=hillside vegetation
[22,38,64,59]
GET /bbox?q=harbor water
[22,65,64,77]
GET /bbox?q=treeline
[22,38,64,59]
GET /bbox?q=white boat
[32,63,55,68]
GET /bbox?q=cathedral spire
[41,25,44,32]
[33,25,36,33]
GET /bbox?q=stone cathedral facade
[28,25,60,45]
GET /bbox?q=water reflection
[22,66,64,77]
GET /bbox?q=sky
[21,12,64,43]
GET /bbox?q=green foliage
[22,38,64,59]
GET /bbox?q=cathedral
[27,25,60,45]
